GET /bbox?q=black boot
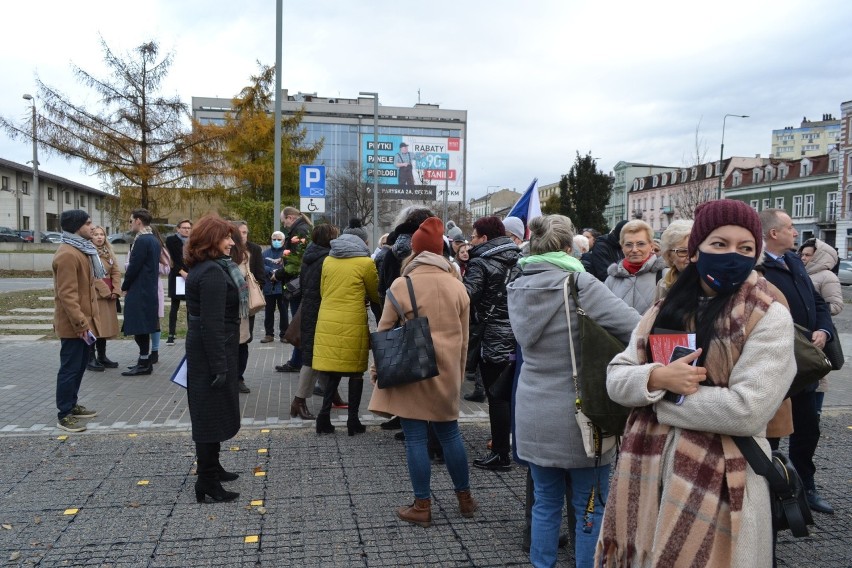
[316,413,335,434]
[195,442,238,503]
[347,378,366,436]
[97,356,119,369]
[149,351,159,364]
[95,339,118,368]
[87,347,104,372]
[122,357,153,376]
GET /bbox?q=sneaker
[166,336,176,346]
[71,405,97,418]
[473,451,512,471]
[275,362,302,373]
[260,335,275,343]
[57,415,86,433]
[238,381,251,394]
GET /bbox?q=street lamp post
[22,94,40,243]
[717,114,749,200]
[359,92,379,248]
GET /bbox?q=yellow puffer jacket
[312,254,380,374]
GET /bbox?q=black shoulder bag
[732,436,813,537]
[371,276,439,389]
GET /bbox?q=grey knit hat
[343,226,369,244]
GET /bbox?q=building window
[650,196,655,210]
[802,144,819,151]
[79,195,86,207]
[801,160,811,176]
[732,171,742,186]
[750,200,759,210]
[95,198,101,210]
[22,181,29,195]
[829,157,838,172]
[793,195,803,217]
[775,196,784,210]
[48,187,54,201]
[681,170,688,183]
[827,192,840,220]
[22,216,30,230]
[753,169,762,183]
[652,175,658,188]
[631,180,639,191]
[65,192,71,204]
[1,176,8,190]
[690,167,698,181]
[705,164,714,178]
[762,198,770,210]
[804,194,815,217]
[765,167,773,181]
[661,173,668,185]
[778,164,788,179]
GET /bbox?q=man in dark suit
[121,208,162,376]
[759,208,835,514]
[165,219,192,345]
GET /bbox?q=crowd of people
[50,199,843,566]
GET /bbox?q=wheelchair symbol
[307,199,319,212]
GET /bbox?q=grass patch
[0,269,53,278]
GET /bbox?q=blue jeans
[287,296,302,367]
[400,419,470,499]
[529,463,611,568]
[57,338,89,419]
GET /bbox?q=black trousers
[134,334,150,356]
[789,387,820,490]
[480,359,512,456]
[168,298,183,336]
[263,294,288,337]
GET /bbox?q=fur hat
[503,216,525,241]
[411,217,444,255]
[60,209,90,234]
[688,200,763,258]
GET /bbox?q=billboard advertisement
[362,135,464,202]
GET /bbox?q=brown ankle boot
[397,498,432,527]
[290,397,316,420]
[456,490,478,518]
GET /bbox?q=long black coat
[185,259,241,443]
[298,242,330,367]
[463,235,521,363]
[761,251,832,333]
[121,233,161,335]
[165,234,187,298]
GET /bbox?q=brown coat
[93,248,122,339]
[53,244,102,339]
[368,252,469,422]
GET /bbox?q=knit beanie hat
[503,216,525,241]
[60,209,90,234]
[411,217,444,255]
[688,200,763,258]
[447,225,465,243]
[343,226,369,244]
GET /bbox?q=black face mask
[695,251,756,294]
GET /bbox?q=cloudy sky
[1,0,851,201]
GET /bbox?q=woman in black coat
[184,215,244,503]
[279,223,339,420]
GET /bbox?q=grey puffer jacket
[463,236,521,363]
[508,265,640,469]
[604,255,666,315]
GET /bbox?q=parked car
[17,230,34,242]
[107,231,135,244]
[0,226,25,242]
[839,260,852,286]
[41,232,63,243]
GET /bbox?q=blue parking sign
[300,165,326,198]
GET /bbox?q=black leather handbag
[733,436,813,537]
[371,276,439,389]
[822,324,844,371]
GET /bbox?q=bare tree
[0,38,216,212]
[327,161,396,233]
[671,121,715,220]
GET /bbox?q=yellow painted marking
[128,433,138,438]
[254,471,266,477]
[257,448,267,454]
[63,509,79,515]
[250,500,264,506]
[57,436,68,441]
[260,429,270,433]
[245,535,259,543]
[229,446,240,451]
[137,480,149,486]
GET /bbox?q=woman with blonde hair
[655,220,694,301]
[88,226,122,370]
[604,219,666,314]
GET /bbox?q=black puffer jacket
[463,236,521,363]
[377,221,418,304]
[297,242,330,367]
[586,220,627,282]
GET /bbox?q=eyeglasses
[671,248,689,258]
[623,241,649,250]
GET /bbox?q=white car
[839,260,852,286]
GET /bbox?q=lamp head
[22,94,33,101]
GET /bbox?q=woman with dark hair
[464,215,521,471]
[286,222,340,420]
[184,215,244,503]
[597,200,795,567]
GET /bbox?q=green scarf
[518,251,586,272]
[215,257,249,319]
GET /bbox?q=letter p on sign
[299,165,326,198]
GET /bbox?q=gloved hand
[210,373,227,389]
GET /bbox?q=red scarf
[622,257,649,274]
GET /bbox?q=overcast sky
[2,0,851,201]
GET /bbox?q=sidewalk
[0,334,850,566]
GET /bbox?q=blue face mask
[271,240,283,249]
[695,251,756,294]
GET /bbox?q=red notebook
[648,333,696,365]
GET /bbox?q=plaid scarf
[597,271,777,567]
[215,257,249,319]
